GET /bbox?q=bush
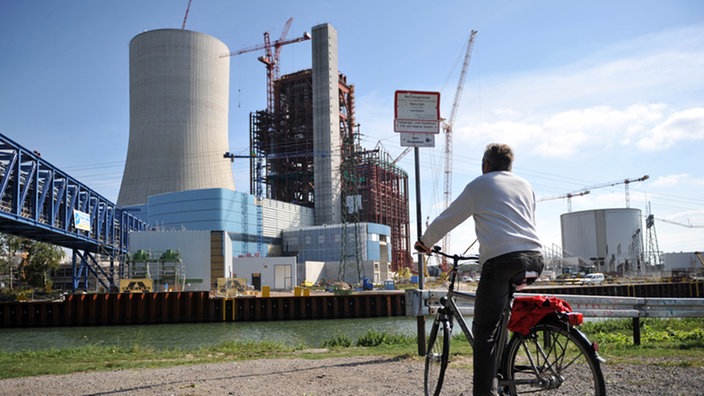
[321,334,353,348]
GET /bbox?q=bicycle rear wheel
[424,317,451,396]
[502,322,605,395]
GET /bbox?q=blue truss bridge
[0,133,148,291]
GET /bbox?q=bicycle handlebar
[428,245,477,263]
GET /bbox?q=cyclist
[415,143,544,396]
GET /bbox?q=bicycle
[423,247,606,395]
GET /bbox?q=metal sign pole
[414,146,426,356]
[393,90,440,357]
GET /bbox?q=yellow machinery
[216,277,253,297]
[119,279,154,293]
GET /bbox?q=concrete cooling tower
[117,29,235,207]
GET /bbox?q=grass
[0,318,702,379]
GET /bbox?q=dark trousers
[471,251,544,396]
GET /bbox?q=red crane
[222,17,311,113]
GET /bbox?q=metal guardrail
[405,289,704,345]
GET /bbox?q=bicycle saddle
[513,271,540,291]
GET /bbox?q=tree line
[0,234,64,290]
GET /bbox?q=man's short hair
[483,143,513,172]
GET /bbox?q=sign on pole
[400,132,435,147]
[394,91,441,134]
[394,90,441,356]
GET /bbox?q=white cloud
[457,103,688,159]
[635,107,704,150]
[447,24,704,158]
[650,173,690,188]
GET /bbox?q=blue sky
[1,1,703,255]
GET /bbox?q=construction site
[249,69,412,270]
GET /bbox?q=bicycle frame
[423,247,606,395]
[430,251,513,372]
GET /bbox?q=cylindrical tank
[118,29,234,207]
[561,208,643,273]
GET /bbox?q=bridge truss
[0,133,148,291]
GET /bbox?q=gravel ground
[1,355,703,395]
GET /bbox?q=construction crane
[538,190,590,212]
[222,17,311,113]
[580,174,649,208]
[439,29,477,271]
[654,217,704,229]
[391,147,412,165]
[181,0,193,29]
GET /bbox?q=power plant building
[117,23,411,290]
[561,208,644,274]
[250,27,412,270]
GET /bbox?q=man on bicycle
[415,143,544,396]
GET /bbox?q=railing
[405,289,704,345]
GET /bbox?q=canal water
[0,317,446,352]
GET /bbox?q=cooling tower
[117,29,235,207]
[311,23,342,225]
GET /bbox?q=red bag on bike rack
[508,295,574,335]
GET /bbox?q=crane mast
[441,29,477,270]
[222,17,311,113]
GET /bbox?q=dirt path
[1,355,703,395]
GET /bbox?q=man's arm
[414,240,432,254]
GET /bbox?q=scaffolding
[355,149,411,270]
[250,70,316,207]
[250,69,412,272]
[339,82,365,283]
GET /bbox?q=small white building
[129,230,233,292]
[282,222,393,284]
[232,256,298,291]
[661,252,704,275]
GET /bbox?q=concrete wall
[311,23,341,225]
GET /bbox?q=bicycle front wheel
[424,317,451,396]
[502,322,605,395]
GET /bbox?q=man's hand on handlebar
[414,240,432,255]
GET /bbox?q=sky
[1,0,703,256]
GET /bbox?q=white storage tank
[561,208,644,273]
[118,29,235,207]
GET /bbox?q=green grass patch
[581,318,704,365]
[1,318,702,379]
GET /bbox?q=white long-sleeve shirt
[420,171,542,265]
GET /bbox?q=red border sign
[394,90,441,133]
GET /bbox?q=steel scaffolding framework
[251,70,315,208]
[355,149,412,270]
[250,70,412,271]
